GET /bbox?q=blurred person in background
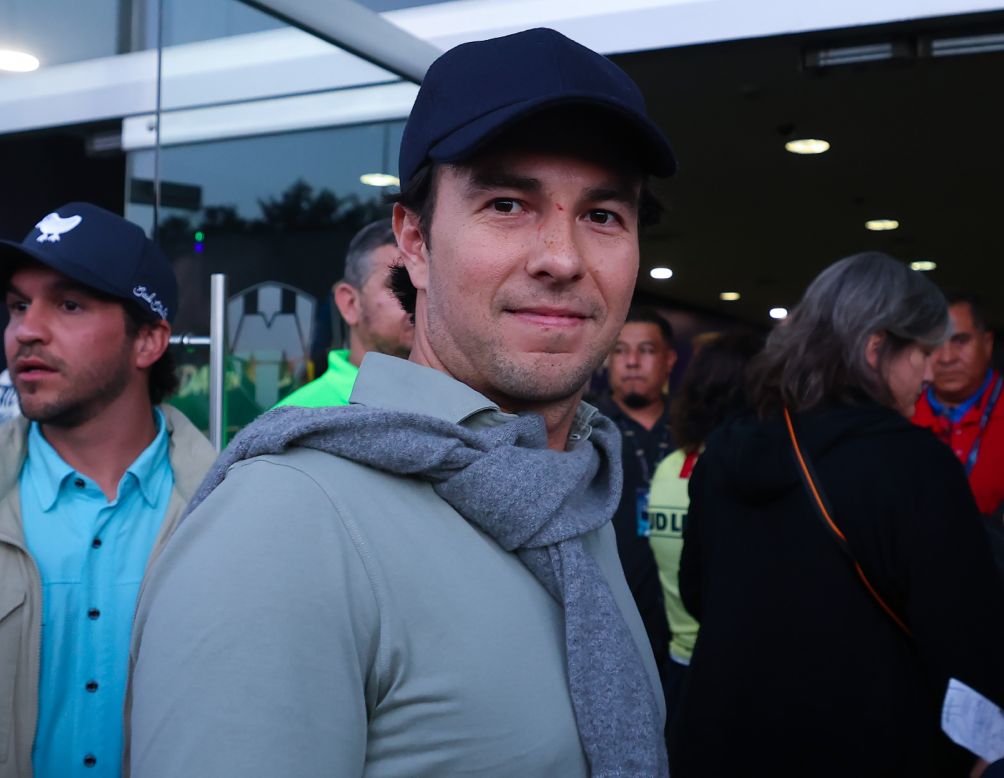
[0,367,19,423]
[670,252,1004,777]
[597,307,677,685]
[646,330,762,726]
[912,292,1002,517]
[0,203,214,778]
[275,218,414,408]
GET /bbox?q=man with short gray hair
[276,217,414,408]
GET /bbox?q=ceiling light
[930,32,1004,57]
[0,49,40,73]
[649,267,673,280]
[720,292,741,301]
[359,173,399,187]
[785,139,830,155]
[910,260,937,272]
[805,42,900,68]
[865,219,899,231]
[769,307,788,320]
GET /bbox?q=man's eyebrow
[465,170,543,196]
[583,186,640,209]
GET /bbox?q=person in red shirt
[912,293,1003,515]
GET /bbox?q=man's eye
[492,199,522,214]
[587,209,616,225]
[6,300,27,313]
[62,300,81,312]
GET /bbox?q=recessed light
[649,267,673,280]
[910,260,937,272]
[359,173,399,187]
[769,307,788,320]
[865,219,899,231]
[785,138,830,155]
[719,291,741,301]
[0,49,40,73]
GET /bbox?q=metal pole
[208,273,228,452]
[242,0,439,84]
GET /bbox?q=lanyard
[620,420,672,485]
[965,375,1003,476]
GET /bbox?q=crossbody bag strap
[783,407,912,638]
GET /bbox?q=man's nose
[12,304,50,344]
[525,212,585,284]
[934,343,955,365]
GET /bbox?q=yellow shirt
[647,448,701,663]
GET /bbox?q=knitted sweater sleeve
[127,457,380,778]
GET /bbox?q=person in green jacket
[276,218,414,408]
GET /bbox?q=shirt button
[88,608,101,620]
[85,680,99,693]
[91,538,102,549]
[74,478,85,488]
[83,755,97,767]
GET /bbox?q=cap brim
[426,93,677,177]
[0,239,137,305]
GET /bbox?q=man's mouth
[14,357,58,381]
[507,307,590,328]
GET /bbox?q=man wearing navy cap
[128,28,675,778]
[0,203,215,778]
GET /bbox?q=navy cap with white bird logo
[0,202,178,323]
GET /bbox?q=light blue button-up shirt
[20,410,173,778]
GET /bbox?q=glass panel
[162,0,283,46]
[0,0,124,66]
[129,116,404,439]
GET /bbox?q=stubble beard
[621,392,653,409]
[15,346,134,428]
[426,302,611,406]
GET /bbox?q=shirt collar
[327,349,357,377]
[926,369,993,423]
[26,408,169,509]
[129,408,170,506]
[27,422,76,511]
[351,353,595,445]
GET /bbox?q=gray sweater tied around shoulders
[185,403,668,778]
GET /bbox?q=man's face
[354,244,415,359]
[399,147,642,409]
[932,302,994,403]
[608,321,676,408]
[4,263,138,426]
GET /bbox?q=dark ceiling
[614,10,1004,328]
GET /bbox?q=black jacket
[670,401,1004,777]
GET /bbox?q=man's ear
[865,332,884,371]
[135,319,171,370]
[982,328,995,355]
[333,281,362,327]
[665,348,678,376]
[393,202,429,292]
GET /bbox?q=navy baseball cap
[399,27,677,190]
[0,202,177,323]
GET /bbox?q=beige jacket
[0,406,215,778]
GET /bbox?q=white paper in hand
[941,678,1004,762]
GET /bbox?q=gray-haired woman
[669,253,1004,777]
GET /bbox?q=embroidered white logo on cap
[35,213,83,243]
[132,286,169,320]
